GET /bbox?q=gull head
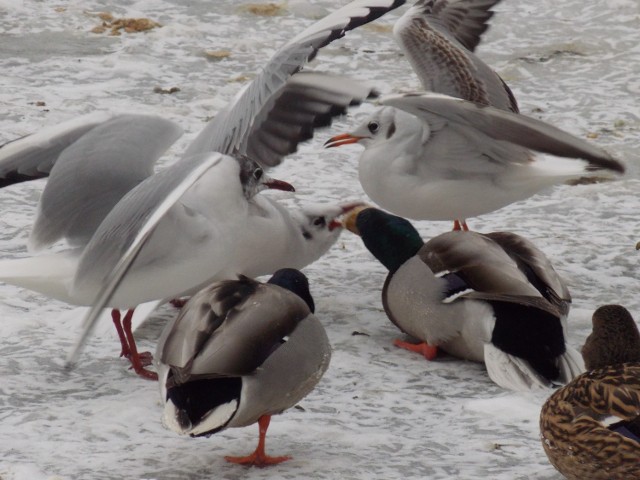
[291,202,365,266]
[237,155,295,198]
[324,107,424,150]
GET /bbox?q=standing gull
[326,92,624,226]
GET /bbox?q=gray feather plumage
[29,114,183,251]
[184,0,405,161]
[381,93,625,172]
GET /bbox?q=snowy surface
[0,0,639,479]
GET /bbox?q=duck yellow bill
[328,202,368,231]
[339,204,375,235]
[324,133,363,148]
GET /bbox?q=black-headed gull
[325,92,624,226]
[156,268,330,467]
[333,0,519,230]
[0,0,404,376]
[343,206,584,391]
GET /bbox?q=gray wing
[0,112,115,186]
[381,93,625,172]
[28,114,183,251]
[184,0,405,160]
[413,0,500,52]
[242,71,378,167]
[65,152,228,367]
[393,0,518,112]
[157,278,310,383]
[421,231,565,314]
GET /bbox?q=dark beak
[264,178,295,192]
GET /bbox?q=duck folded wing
[421,231,564,314]
[158,278,312,384]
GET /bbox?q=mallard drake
[540,305,640,480]
[156,269,331,467]
[344,206,584,391]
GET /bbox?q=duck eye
[367,121,380,134]
[253,168,263,180]
[313,216,326,227]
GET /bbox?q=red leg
[121,309,158,381]
[393,339,438,360]
[225,415,291,467]
[453,220,470,231]
[111,309,131,358]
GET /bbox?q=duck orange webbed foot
[224,452,291,467]
[224,415,291,467]
[393,339,438,360]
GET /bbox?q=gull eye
[367,121,380,134]
[253,168,263,181]
[313,216,326,227]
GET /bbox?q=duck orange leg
[393,339,438,360]
[112,309,157,381]
[225,415,291,467]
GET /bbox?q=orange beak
[324,133,364,148]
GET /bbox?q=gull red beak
[264,178,295,192]
[324,133,364,148]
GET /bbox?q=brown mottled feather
[540,363,640,480]
[582,305,640,370]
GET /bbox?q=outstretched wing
[0,112,115,185]
[27,114,183,251]
[393,0,518,112]
[184,0,405,160]
[65,152,230,367]
[242,71,378,167]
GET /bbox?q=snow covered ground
[0,0,638,479]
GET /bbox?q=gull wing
[184,0,405,160]
[0,112,115,186]
[242,71,378,167]
[393,0,518,112]
[381,92,624,172]
[65,152,229,367]
[28,114,183,251]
